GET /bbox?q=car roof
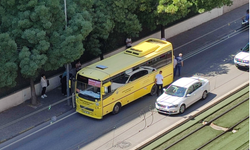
[172,77,200,88]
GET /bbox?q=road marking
[0,112,77,150]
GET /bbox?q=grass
[204,93,249,122]
[168,126,223,150]
[151,92,249,150]
[201,119,249,150]
[213,100,249,127]
[154,123,203,150]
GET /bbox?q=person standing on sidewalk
[126,37,132,48]
[40,74,48,98]
[155,70,163,97]
[174,53,183,77]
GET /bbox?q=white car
[234,43,249,68]
[155,77,210,115]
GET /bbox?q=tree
[0,33,18,88]
[136,0,232,38]
[0,0,93,105]
[192,0,233,13]
[84,0,142,60]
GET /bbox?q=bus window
[128,70,148,82]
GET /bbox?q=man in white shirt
[155,70,163,96]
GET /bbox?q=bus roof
[78,38,173,81]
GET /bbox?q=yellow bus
[75,38,174,119]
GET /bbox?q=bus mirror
[103,81,111,87]
[101,87,106,95]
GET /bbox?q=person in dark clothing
[174,53,184,77]
[60,72,73,96]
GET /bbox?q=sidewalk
[0,3,248,145]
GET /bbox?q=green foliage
[136,0,232,30]
[84,0,142,56]
[192,0,233,13]
[0,0,93,80]
[0,33,18,88]
[0,0,233,90]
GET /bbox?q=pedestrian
[61,72,67,96]
[242,9,249,23]
[75,60,81,72]
[40,74,48,98]
[155,70,163,97]
[126,37,132,48]
[173,55,177,69]
[174,53,184,77]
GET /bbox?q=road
[0,9,249,150]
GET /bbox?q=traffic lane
[82,31,249,149]
[169,4,249,55]
[1,32,249,150]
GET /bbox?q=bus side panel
[160,65,174,87]
[133,73,155,100]
[102,85,131,116]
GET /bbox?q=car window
[193,82,202,91]
[187,86,194,94]
[129,70,148,82]
[165,85,186,97]
[242,43,249,52]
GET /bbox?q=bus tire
[150,84,157,96]
[112,103,121,115]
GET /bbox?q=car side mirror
[186,94,191,97]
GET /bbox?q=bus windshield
[76,75,101,101]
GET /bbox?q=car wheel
[179,104,186,114]
[201,91,208,100]
[112,103,121,115]
[150,84,157,96]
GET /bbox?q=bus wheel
[112,103,121,115]
[150,84,157,96]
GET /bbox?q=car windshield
[242,43,249,52]
[165,85,186,97]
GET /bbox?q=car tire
[201,91,208,100]
[150,84,157,96]
[112,103,121,115]
[179,104,186,114]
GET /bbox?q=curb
[133,81,249,150]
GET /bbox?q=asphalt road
[0,5,249,150]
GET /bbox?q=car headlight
[167,104,178,108]
[243,60,249,63]
[96,102,99,106]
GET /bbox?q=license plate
[83,110,91,114]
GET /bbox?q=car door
[192,82,203,102]
[185,85,195,107]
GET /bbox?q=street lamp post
[64,0,70,106]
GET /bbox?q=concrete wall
[0,75,60,112]
[0,0,247,113]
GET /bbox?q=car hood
[156,94,182,105]
[235,52,249,60]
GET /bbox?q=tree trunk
[161,25,165,39]
[30,78,37,105]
